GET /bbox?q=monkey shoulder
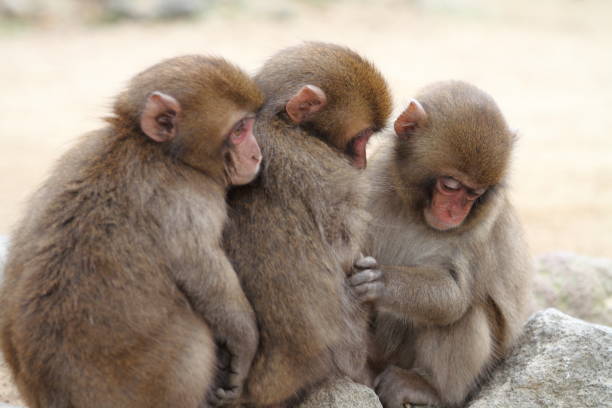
[481,200,534,312]
[163,177,226,231]
[253,125,370,242]
[4,133,229,304]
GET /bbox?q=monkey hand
[208,318,258,407]
[350,256,384,304]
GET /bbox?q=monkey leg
[155,316,216,408]
[64,313,216,408]
[412,306,493,407]
[243,351,321,407]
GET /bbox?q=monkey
[221,42,393,407]
[0,55,264,408]
[364,81,534,408]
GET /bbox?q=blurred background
[0,0,610,259]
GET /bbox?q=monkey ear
[286,85,327,124]
[394,99,427,138]
[141,91,182,143]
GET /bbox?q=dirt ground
[1,0,611,404]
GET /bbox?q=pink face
[226,116,262,186]
[347,128,374,169]
[424,176,486,231]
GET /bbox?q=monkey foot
[375,366,441,408]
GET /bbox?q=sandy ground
[1,0,611,404]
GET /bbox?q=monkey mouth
[231,162,261,185]
[423,206,468,231]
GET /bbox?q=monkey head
[394,81,514,232]
[112,55,264,187]
[255,42,393,169]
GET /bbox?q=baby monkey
[366,81,534,407]
[0,55,263,408]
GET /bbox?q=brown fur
[222,42,392,407]
[366,81,534,407]
[0,55,263,408]
[254,42,392,154]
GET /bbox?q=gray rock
[156,0,206,19]
[0,0,87,22]
[106,0,212,20]
[468,308,612,408]
[534,252,612,326]
[0,0,37,19]
[0,403,22,408]
[298,377,382,408]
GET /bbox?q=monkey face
[255,43,392,171]
[424,175,487,231]
[392,83,513,232]
[223,115,262,186]
[345,127,374,169]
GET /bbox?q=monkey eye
[440,177,461,192]
[229,119,247,143]
[467,187,487,200]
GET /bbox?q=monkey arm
[173,249,258,402]
[377,264,472,327]
[175,255,257,340]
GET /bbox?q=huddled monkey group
[0,42,533,408]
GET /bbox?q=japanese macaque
[222,42,392,407]
[366,81,534,407]
[0,55,263,408]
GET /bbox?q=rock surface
[105,0,210,20]
[467,308,612,408]
[298,378,382,408]
[534,252,612,326]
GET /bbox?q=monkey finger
[352,282,370,295]
[208,388,226,406]
[226,371,244,389]
[355,256,378,270]
[228,356,247,381]
[355,282,384,302]
[211,386,241,406]
[373,373,384,389]
[221,386,241,403]
[216,349,231,370]
[350,269,383,286]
